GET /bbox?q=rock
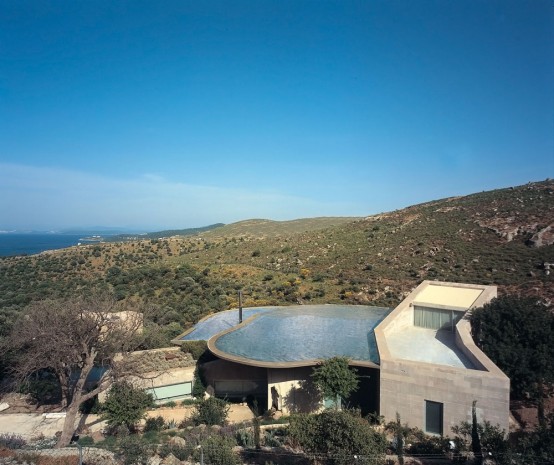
[169,436,186,447]
[148,456,163,465]
[0,403,9,412]
[528,224,554,248]
[161,453,181,465]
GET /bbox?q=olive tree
[3,293,145,448]
[311,356,359,410]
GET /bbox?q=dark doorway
[346,366,380,416]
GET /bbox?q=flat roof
[385,326,477,369]
[413,284,483,310]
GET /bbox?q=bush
[407,429,448,455]
[0,433,27,449]
[236,428,255,448]
[101,381,155,432]
[144,416,165,432]
[76,436,95,447]
[117,435,154,465]
[288,410,387,465]
[181,398,197,406]
[197,435,239,465]
[180,340,208,360]
[158,443,192,461]
[192,397,230,426]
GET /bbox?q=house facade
[175,280,510,435]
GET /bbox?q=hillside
[0,180,552,347]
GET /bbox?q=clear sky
[1,0,553,231]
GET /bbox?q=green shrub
[117,435,154,465]
[101,381,155,432]
[192,397,230,426]
[144,416,165,432]
[180,340,208,360]
[288,410,387,465]
[76,436,95,446]
[197,435,239,465]
[159,443,192,461]
[236,428,255,448]
[181,398,197,406]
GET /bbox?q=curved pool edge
[206,305,388,369]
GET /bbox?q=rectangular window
[146,382,192,403]
[414,306,464,331]
[425,400,443,435]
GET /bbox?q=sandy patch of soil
[144,403,254,424]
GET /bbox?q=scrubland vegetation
[1,180,552,351]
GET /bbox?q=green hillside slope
[1,180,552,347]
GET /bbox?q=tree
[311,356,359,410]
[470,295,554,424]
[101,381,154,432]
[2,293,145,448]
[471,401,482,465]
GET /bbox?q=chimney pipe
[238,290,243,324]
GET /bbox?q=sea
[0,233,92,257]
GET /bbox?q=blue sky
[1,0,553,231]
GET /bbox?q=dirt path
[144,404,254,424]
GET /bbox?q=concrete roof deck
[385,326,476,369]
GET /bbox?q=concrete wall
[267,367,321,414]
[376,281,510,434]
[379,358,510,434]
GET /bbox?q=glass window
[146,382,192,403]
[414,306,464,331]
[425,400,443,435]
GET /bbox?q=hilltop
[0,180,552,347]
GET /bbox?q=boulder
[161,453,181,465]
[169,436,186,447]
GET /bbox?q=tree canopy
[311,356,359,410]
[470,295,554,400]
[2,292,146,447]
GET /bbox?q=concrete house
[176,280,510,435]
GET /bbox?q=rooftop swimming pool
[181,305,391,366]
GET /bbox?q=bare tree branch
[3,292,147,447]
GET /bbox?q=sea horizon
[0,232,103,257]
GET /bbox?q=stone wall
[376,281,510,434]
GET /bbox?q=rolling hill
[1,180,552,347]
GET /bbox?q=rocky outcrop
[527,224,554,248]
